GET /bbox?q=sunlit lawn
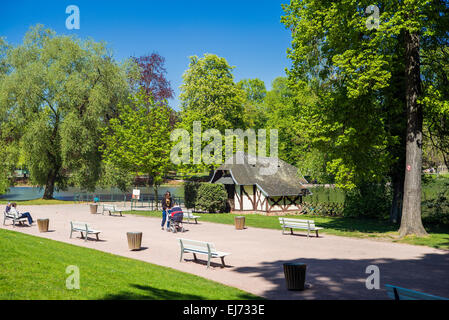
[0,229,259,300]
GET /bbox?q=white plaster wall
[234,185,241,210]
[242,185,254,210]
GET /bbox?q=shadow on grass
[102,283,257,300]
[232,252,449,300]
[310,216,398,234]
[102,284,204,300]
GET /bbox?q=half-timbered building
[210,152,310,214]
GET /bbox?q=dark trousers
[19,212,33,225]
[161,210,167,227]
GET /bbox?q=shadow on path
[233,252,449,300]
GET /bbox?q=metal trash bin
[127,232,142,250]
[235,216,245,230]
[283,263,307,290]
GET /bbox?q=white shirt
[9,207,21,219]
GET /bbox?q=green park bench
[385,284,448,300]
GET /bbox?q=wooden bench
[178,238,230,268]
[385,284,449,300]
[70,221,101,242]
[183,209,200,224]
[3,210,28,227]
[102,204,122,216]
[279,217,323,237]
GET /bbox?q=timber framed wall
[232,184,303,213]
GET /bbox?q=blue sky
[0,0,292,110]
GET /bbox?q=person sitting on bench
[9,203,34,225]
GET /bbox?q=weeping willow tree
[0,25,133,198]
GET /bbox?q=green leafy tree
[0,25,131,198]
[237,78,267,129]
[178,54,246,173]
[422,45,449,171]
[97,160,135,193]
[179,54,246,131]
[0,38,16,193]
[101,89,172,204]
[282,0,449,235]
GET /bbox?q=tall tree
[0,37,14,193]
[0,25,130,198]
[133,53,177,128]
[133,53,174,102]
[282,0,449,235]
[101,89,172,205]
[237,78,267,129]
[180,54,245,131]
[178,54,246,173]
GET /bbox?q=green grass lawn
[0,229,259,300]
[127,210,449,250]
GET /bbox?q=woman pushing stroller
[161,191,173,230]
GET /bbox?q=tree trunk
[399,30,427,237]
[148,174,159,210]
[43,169,57,200]
[153,185,159,210]
[390,177,403,224]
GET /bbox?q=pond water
[0,186,185,201]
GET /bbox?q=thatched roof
[210,152,310,197]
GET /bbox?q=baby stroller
[168,206,184,233]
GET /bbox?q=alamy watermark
[66,5,80,30]
[365,5,380,30]
[66,265,80,290]
[170,121,279,175]
[365,265,380,290]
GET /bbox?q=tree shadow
[232,252,449,300]
[102,284,205,300]
[315,217,398,234]
[102,284,258,300]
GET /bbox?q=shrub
[343,183,391,219]
[195,183,227,213]
[422,182,449,226]
[184,181,201,209]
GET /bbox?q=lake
[0,186,185,202]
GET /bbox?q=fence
[74,192,184,211]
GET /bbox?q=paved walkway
[2,204,449,299]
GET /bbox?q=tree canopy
[101,89,172,202]
[0,25,132,198]
[281,0,449,235]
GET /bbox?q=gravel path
[2,204,448,300]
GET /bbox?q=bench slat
[385,285,448,300]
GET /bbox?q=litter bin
[89,204,98,214]
[235,216,245,230]
[283,263,307,290]
[37,219,49,232]
[127,232,142,250]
